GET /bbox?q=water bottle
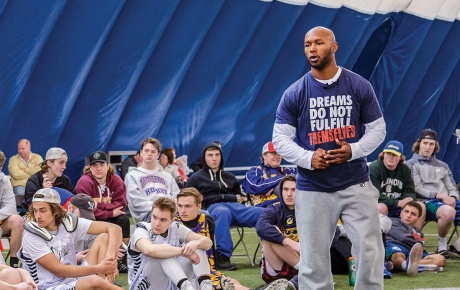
[348,257,357,286]
[418,264,443,272]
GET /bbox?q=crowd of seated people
[0,131,458,290]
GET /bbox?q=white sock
[401,260,407,270]
[438,237,447,251]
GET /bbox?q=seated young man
[369,140,426,229]
[176,188,292,290]
[385,201,445,276]
[19,188,123,290]
[0,151,24,268]
[186,143,264,270]
[125,138,180,222]
[0,263,37,290]
[128,197,213,290]
[24,147,74,212]
[406,129,460,258]
[255,175,299,284]
[242,142,296,208]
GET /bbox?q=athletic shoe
[286,281,297,290]
[180,280,195,290]
[383,263,392,279]
[407,243,423,277]
[437,249,450,259]
[220,276,236,290]
[117,259,128,273]
[200,279,214,290]
[449,245,460,257]
[112,281,123,288]
[215,252,238,271]
[264,278,290,290]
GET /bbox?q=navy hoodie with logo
[186,143,241,210]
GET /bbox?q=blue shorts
[425,199,460,225]
[385,241,428,260]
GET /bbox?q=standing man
[8,139,43,209]
[273,26,386,289]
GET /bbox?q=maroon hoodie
[74,172,127,220]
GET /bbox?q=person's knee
[437,206,455,222]
[210,205,231,219]
[0,268,23,284]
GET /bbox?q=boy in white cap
[19,188,123,290]
[24,147,74,212]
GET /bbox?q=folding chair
[448,224,458,244]
[231,226,255,267]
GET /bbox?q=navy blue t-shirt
[275,68,383,192]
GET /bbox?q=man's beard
[309,46,333,70]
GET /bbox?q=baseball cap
[45,147,67,160]
[89,151,108,165]
[262,142,276,154]
[70,194,96,220]
[383,141,403,157]
[419,129,437,141]
[32,188,61,204]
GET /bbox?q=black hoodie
[186,143,241,209]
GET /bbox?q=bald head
[304,26,338,77]
[305,26,336,43]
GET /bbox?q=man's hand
[324,139,352,165]
[182,241,199,258]
[112,206,126,217]
[42,174,52,188]
[188,252,200,265]
[311,148,328,170]
[98,256,117,275]
[265,188,274,197]
[438,193,456,208]
[76,249,89,264]
[397,197,413,208]
[282,238,300,254]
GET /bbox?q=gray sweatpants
[295,181,383,290]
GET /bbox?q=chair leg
[231,227,255,267]
[447,225,458,245]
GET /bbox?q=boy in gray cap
[24,147,74,212]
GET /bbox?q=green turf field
[6,222,458,289]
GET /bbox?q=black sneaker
[449,245,460,257]
[215,253,237,271]
[437,249,450,259]
[117,259,128,273]
[113,281,123,288]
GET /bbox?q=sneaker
[117,259,128,273]
[112,281,123,288]
[215,253,237,271]
[437,249,450,259]
[200,279,213,290]
[449,245,460,257]
[264,278,290,290]
[180,280,195,290]
[220,276,235,290]
[407,243,423,277]
[286,281,297,290]
[383,263,392,279]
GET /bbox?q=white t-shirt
[128,221,191,290]
[19,218,92,290]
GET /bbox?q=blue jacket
[242,162,296,207]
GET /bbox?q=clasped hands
[311,139,352,170]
